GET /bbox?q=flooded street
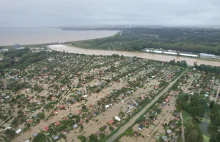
[48,45,220,66]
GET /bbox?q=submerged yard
[118,68,219,142]
[0,48,219,142]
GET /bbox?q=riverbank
[48,44,220,67]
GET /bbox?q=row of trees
[194,63,220,74]
[209,102,220,142]
[169,60,188,68]
[168,59,220,74]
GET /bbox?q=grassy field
[203,135,210,142]
[177,136,183,142]
[182,111,211,142]
[182,110,192,126]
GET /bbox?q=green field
[203,135,210,142]
[182,110,192,126]
[182,111,211,142]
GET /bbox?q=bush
[4,129,16,139]
[99,127,105,132]
[38,112,45,119]
[125,127,134,136]
[109,126,114,131]
[33,133,48,142]
[78,135,86,142]
[100,133,106,141]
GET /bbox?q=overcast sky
[1,0,220,27]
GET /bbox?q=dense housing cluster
[118,69,220,142]
[0,48,219,142]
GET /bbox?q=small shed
[16,129,22,134]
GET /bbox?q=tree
[12,118,19,126]
[185,122,203,142]
[38,112,45,119]
[99,127,105,132]
[89,134,98,142]
[109,126,114,131]
[99,133,105,141]
[209,103,220,141]
[4,129,16,139]
[119,111,125,117]
[32,133,48,142]
[177,94,207,118]
[209,101,215,109]
[125,127,134,136]
[78,135,86,142]
[210,131,220,142]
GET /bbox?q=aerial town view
[0,0,220,142]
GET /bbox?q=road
[180,112,185,142]
[106,70,187,142]
[183,75,198,92]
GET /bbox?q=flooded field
[0,28,118,46]
[48,45,220,67]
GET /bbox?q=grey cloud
[0,0,220,27]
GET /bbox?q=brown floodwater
[48,45,220,67]
[0,28,118,46]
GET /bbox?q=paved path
[180,112,185,142]
[106,70,187,142]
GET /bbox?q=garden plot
[6,55,126,141]
[1,50,186,142]
[185,71,220,102]
[64,64,183,141]
[119,91,179,142]
[1,53,94,141]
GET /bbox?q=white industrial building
[179,53,198,58]
[153,50,163,54]
[0,49,9,53]
[164,51,177,55]
[200,53,216,58]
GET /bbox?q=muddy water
[48,45,220,66]
[0,28,118,46]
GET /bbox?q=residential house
[138,124,144,131]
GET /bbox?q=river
[48,44,220,67]
[0,28,118,46]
